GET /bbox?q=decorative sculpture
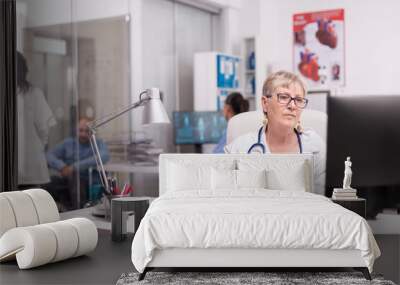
[342,156,353,189]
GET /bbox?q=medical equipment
[247,126,303,154]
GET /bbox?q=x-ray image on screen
[173,111,227,144]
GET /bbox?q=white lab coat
[18,87,57,185]
[224,126,326,195]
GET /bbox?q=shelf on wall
[242,37,257,111]
[244,91,256,99]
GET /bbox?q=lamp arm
[89,132,110,193]
[87,91,149,195]
[88,93,149,130]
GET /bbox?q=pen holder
[92,180,133,218]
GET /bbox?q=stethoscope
[247,126,303,154]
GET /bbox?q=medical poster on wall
[293,9,345,88]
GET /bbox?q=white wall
[24,0,128,27]
[238,0,260,39]
[257,0,400,96]
[16,1,27,52]
[21,0,245,132]
[184,0,241,10]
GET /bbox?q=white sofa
[0,189,98,269]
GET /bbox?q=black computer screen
[326,95,400,193]
[173,111,227,145]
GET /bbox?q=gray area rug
[116,272,396,285]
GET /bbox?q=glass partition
[16,0,130,211]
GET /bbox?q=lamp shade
[142,88,170,125]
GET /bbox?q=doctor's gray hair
[262,70,307,98]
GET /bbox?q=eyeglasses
[265,93,308,109]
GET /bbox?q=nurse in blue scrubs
[213,92,249,153]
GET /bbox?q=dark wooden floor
[0,230,134,285]
[1,231,398,284]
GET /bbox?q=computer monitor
[326,95,400,217]
[173,111,227,145]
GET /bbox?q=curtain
[0,0,17,192]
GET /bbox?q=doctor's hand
[61,165,74,177]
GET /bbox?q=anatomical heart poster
[293,9,345,88]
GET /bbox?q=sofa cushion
[42,221,79,262]
[23,189,59,223]
[64,218,98,257]
[0,192,39,227]
[0,196,17,237]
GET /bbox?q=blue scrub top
[212,129,227,154]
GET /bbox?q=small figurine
[342,157,353,189]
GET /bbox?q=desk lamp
[87,88,170,196]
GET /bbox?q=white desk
[103,162,158,174]
[89,162,158,184]
[88,163,158,196]
[60,206,111,230]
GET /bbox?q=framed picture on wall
[307,90,330,113]
[293,9,345,89]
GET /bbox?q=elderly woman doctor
[225,71,326,195]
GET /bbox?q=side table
[331,198,366,218]
[111,196,152,242]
